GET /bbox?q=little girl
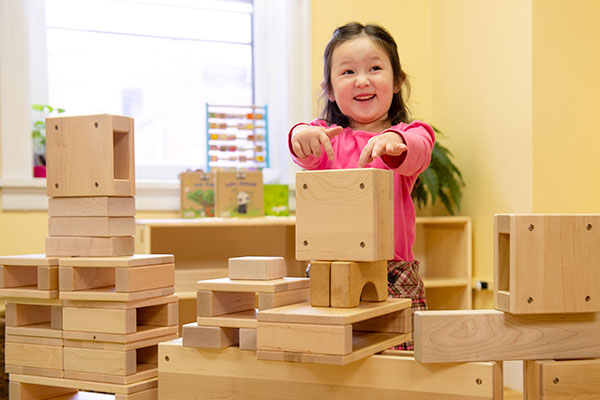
[289,22,434,350]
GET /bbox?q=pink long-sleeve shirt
[289,119,435,262]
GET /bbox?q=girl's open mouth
[354,94,376,101]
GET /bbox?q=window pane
[45,0,253,179]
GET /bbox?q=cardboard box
[264,184,289,216]
[215,170,263,217]
[180,170,215,218]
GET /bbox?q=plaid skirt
[387,260,427,350]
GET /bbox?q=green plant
[32,104,66,145]
[411,125,465,215]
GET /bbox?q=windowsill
[0,178,180,211]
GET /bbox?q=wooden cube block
[239,328,257,351]
[228,256,285,280]
[330,260,388,308]
[495,214,600,314]
[46,114,135,197]
[46,236,135,257]
[182,324,239,348]
[309,261,330,307]
[295,168,394,261]
[48,196,136,217]
[49,216,135,237]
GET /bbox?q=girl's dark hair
[320,22,411,127]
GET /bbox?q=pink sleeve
[384,120,435,176]
[288,119,331,170]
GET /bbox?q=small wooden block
[309,261,330,307]
[38,265,59,290]
[295,168,394,261]
[0,264,37,288]
[5,303,51,327]
[196,290,256,317]
[58,254,174,268]
[182,324,239,348]
[228,256,285,280]
[64,347,137,376]
[48,196,136,217]
[5,342,63,370]
[330,260,388,308]
[524,359,600,399]
[49,217,135,237]
[239,328,257,351]
[415,310,600,363]
[197,309,258,329]
[115,263,175,292]
[63,307,137,335]
[46,236,135,257]
[60,266,116,291]
[197,277,310,293]
[258,322,352,355]
[257,288,310,310]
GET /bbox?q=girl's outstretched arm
[291,125,343,160]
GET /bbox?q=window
[0,0,311,210]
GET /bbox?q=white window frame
[0,0,311,211]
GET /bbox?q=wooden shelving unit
[414,216,472,310]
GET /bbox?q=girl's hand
[358,131,407,168]
[291,125,343,161]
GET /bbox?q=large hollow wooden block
[330,260,388,308]
[228,256,285,280]
[46,114,135,197]
[48,196,136,217]
[495,214,600,314]
[295,169,394,262]
[415,309,600,363]
[524,359,600,400]
[0,254,59,298]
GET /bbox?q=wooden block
[309,261,330,307]
[196,290,255,317]
[228,256,285,280]
[6,335,63,346]
[295,168,394,261]
[0,287,58,299]
[182,324,239,348]
[0,254,59,267]
[6,323,63,338]
[353,307,412,333]
[64,347,137,376]
[46,236,135,257]
[38,266,59,290]
[197,277,309,293]
[137,302,178,327]
[330,260,388,308]
[63,307,137,334]
[9,373,158,395]
[63,363,157,385]
[60,266,115,291]
[58,254,174,268]
[239,328,257,351]
[63,325,178,345]
[63,332,177,352]
[524,358,600,400]
[5,342,63,370]
[115,263,174,292]
[257,288,310,310]
[159,340,502,398]
[62,293,178,310]
[52,305,63,330]
[49,217,135,237]
[5,364,64,378]
[1,264,37,288]
[495,214,600,314]
[9,381,76,400]
[414,309,600,363]
[59,286,173,302]
[115,387,158,400]
[5,303,51,327]
[48,196,136,217]
[197,309,258,329]
[46,114,135,197]
[258,322,352,355]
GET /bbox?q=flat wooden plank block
[197,309,258,329]
[196,290,255,317]
[48,196,136,217]
[64,333,177,351]
[197,277,309,293]
[62,293,178,310]
[309,261,330,307]
[0,253,59,266]
[62,325,178,344]
[159,340,502,398]
[0,287,58,299]
[46,236,135,257]
[59,254,174,267]
[64,363,158,385]
[257,322,352,355]
[415,310,600,363]
[228,256,285,280]
[64,347,137,376]
[257,288,310,310]
[9,373,157,395]
[63,307,136,334]
[49,216,135,237]
[257,298,411,325]
[59,286,174,302]
[495,214,600,314]
[5,342,63,370]
[115,263,175,292]
[182,324,239,348]
[295,168,394,261]
[6,322,63,338]
[5,364,64,378]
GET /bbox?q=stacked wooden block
[183,256,310,351]
[414,214,600,399]
[1,114,177,399]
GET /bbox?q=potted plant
[411,125,465,215]
[32,104,66,177]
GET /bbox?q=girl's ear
[394,79,403,94]
[321,81,335,102]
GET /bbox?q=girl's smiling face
[329,35,399,132]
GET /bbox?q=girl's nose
[355,74,370,88]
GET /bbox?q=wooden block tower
[1,114,176,399]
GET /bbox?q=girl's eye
[342,70,354,75]
[371,66,381,71]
